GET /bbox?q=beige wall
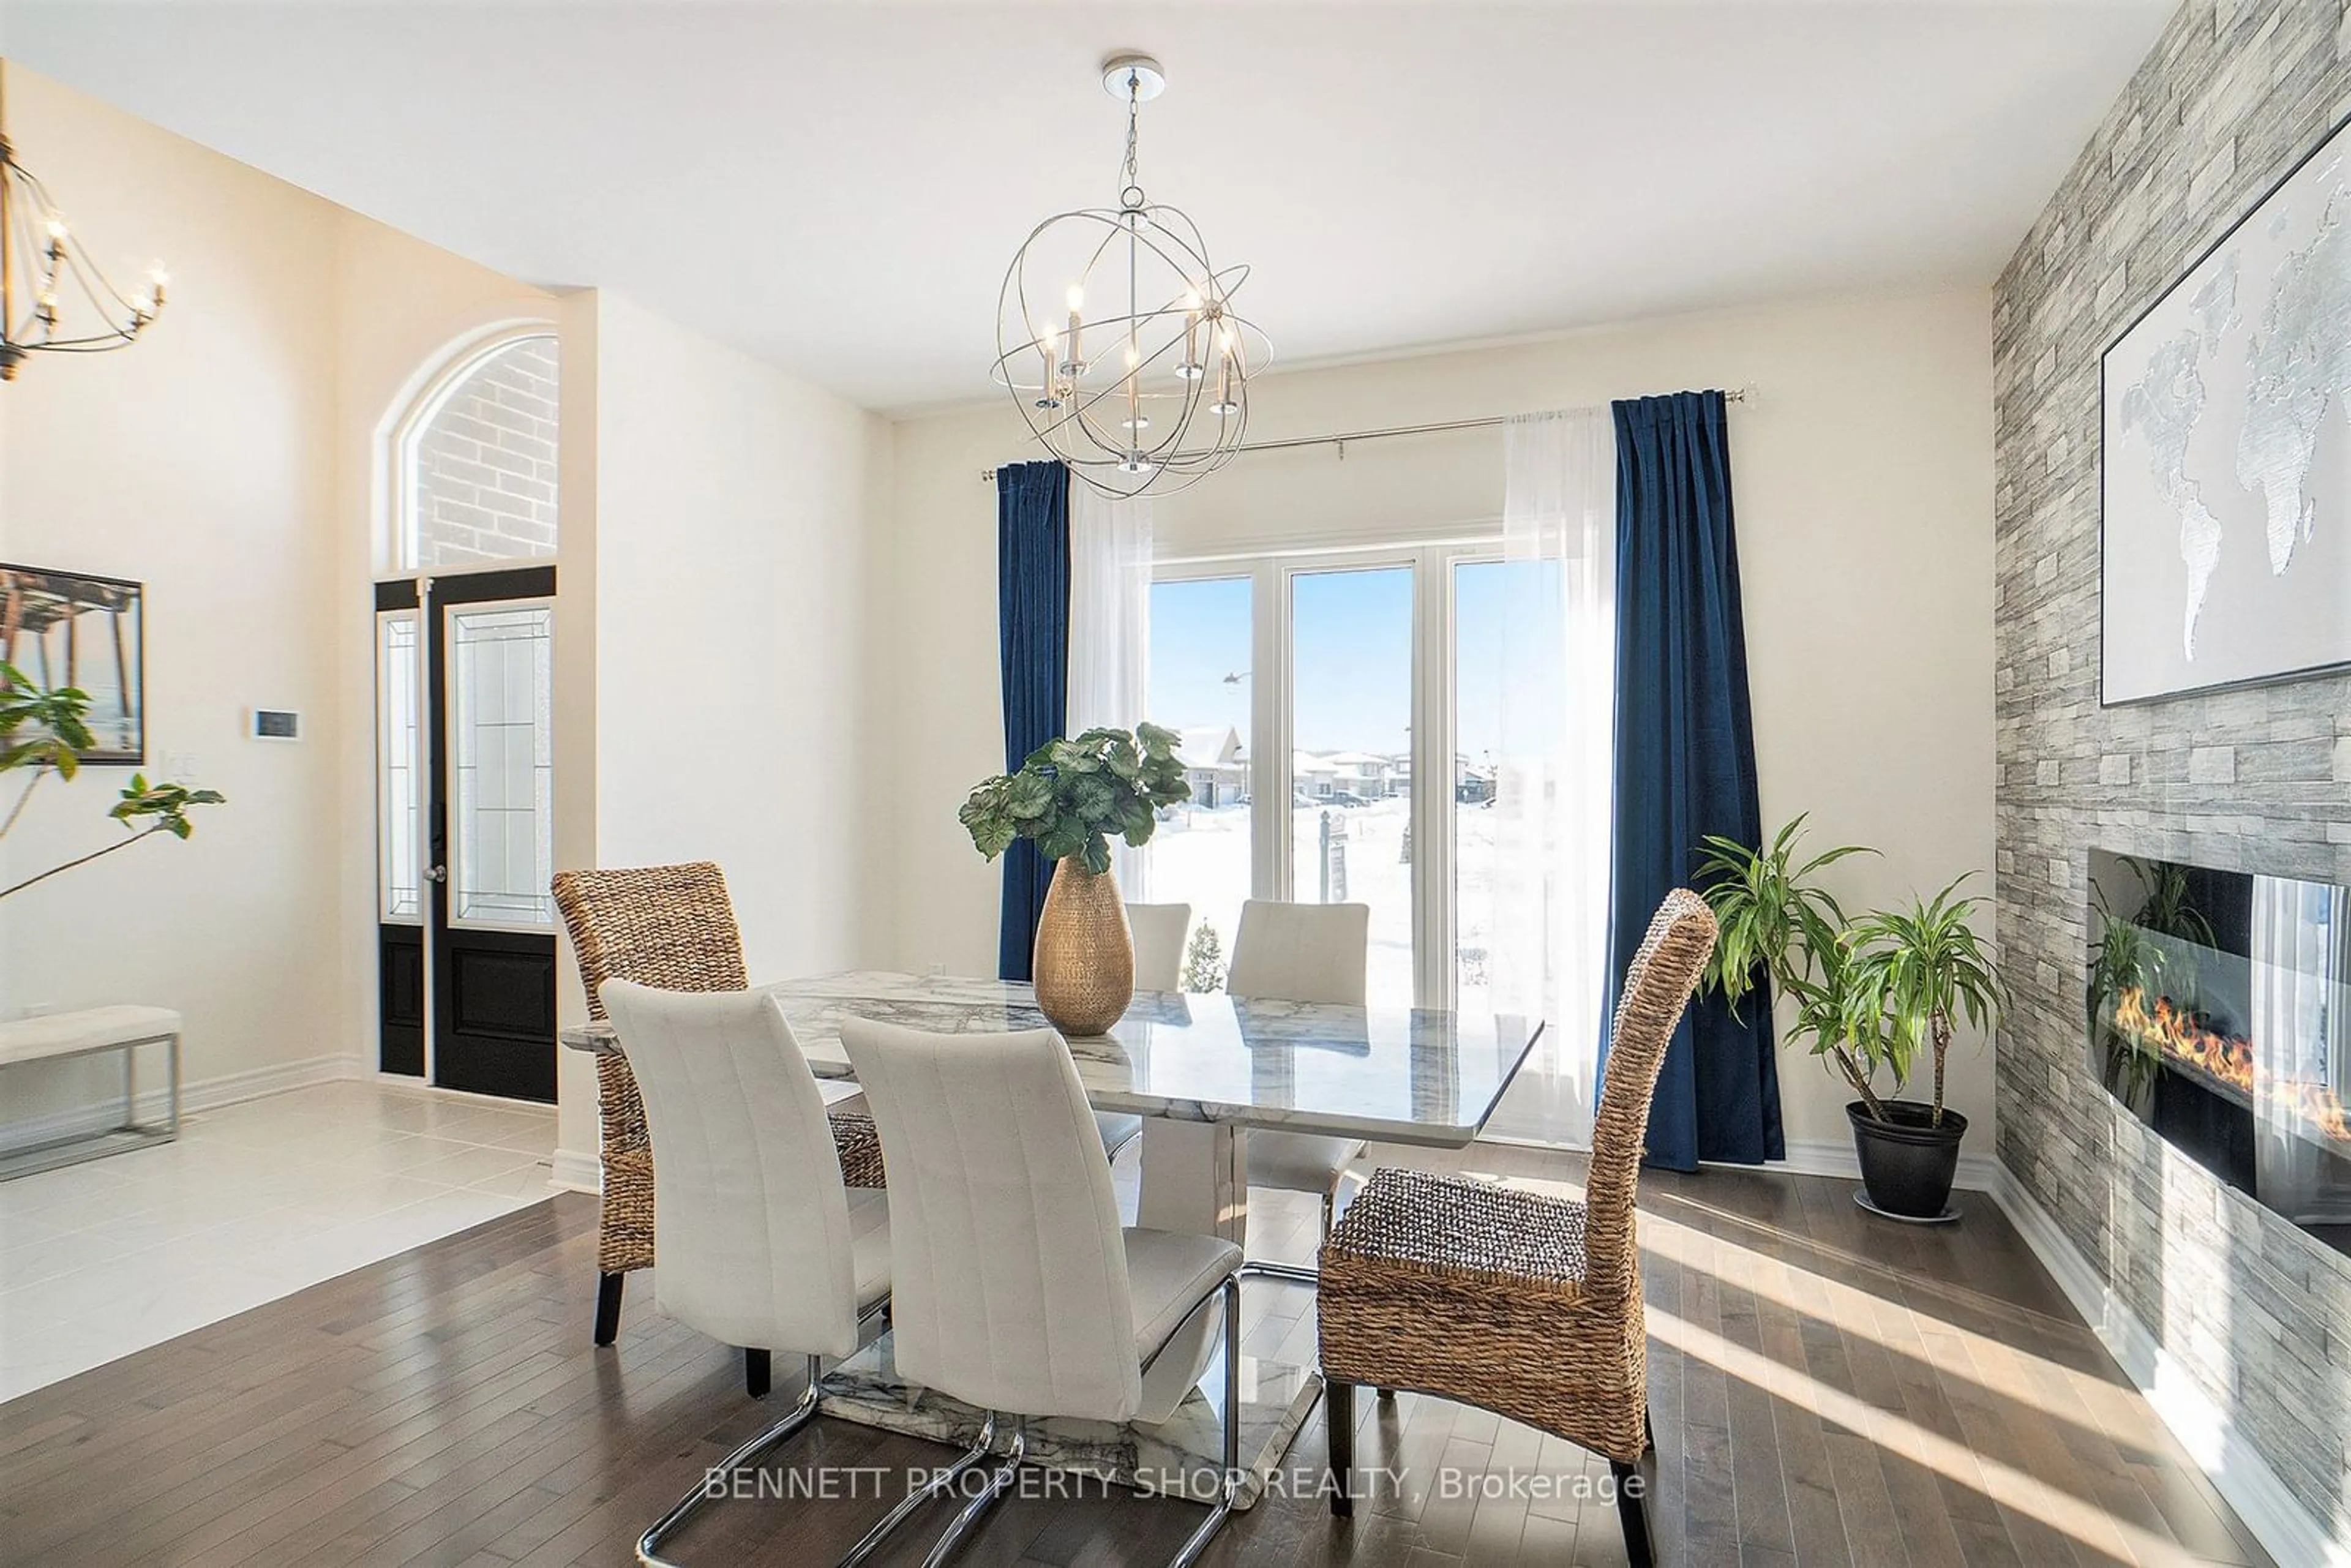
[0,66,566,1131]
[0,70,894,1177]
[0,65,346,1117]
[882,288,1998,1155]
[561,289,894,1166]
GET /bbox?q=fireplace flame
[2110,986,2351,1145]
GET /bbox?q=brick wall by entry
[413,337,560,568]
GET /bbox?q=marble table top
[562,970,1545,1149]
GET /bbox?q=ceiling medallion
[0,62,167,383]
[992,53,1269,499]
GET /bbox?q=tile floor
[0,1077,558,1401]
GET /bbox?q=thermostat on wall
[250,708,302,741]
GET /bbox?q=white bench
[0,1006,182,1179]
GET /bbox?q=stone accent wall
[413,337,559,568]
[1992,0,2351,1536]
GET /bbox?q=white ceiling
[2,1,2170,414]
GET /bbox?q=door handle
[426,865,449,883]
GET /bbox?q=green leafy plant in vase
[1,661,224,901]
[960,724,1190,1035]
[1697,816,2005,1221]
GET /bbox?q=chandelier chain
[1119,73,1144,209]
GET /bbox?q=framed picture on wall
[2099,110,2351,706]
[1,563,146,765]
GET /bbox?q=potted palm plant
[1839,879,2004,1218]
[1697,819,2005,1221]
[959,724,1190,1035]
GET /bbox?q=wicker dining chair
[552,863,886,1357]
[1315,887,1717,1568]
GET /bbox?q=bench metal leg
[0,1033,181,1182]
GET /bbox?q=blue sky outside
[1147,562,1529,761]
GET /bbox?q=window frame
[1152,536,1503,1010]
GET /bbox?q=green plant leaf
[958,724,1188,867]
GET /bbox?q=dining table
[561,970,1545,1506]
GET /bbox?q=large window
[1144,575,1254,981]
[1291,566,1415,1007]
[1146,546,1527,1009]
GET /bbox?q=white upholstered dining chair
[1125,901,1192,991]
[597,981,893,1567]
[1226,899,1373,1269]
[1095,901,1193,1160]
[837,1018,1245,1568]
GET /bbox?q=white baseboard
[550,1146,600,1194]
[1477,1131,2003,1193]
[1761,1137,2002,1194]
[1985,1164,2347,1568]
[0,1051,361,1157]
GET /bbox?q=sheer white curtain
[1483,408,1618,1147]
[1067,483,1156,894]
[2249,876,2351,1224]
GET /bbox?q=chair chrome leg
[920,1423,1026,1567]
[1169,1275,1243,1567]
[639,1354,823,1567]
[836,1412,1000,1568]
[1235,1176,1341,1288]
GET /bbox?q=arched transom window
[400,334,559,571]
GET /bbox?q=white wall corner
[1985,1161,2349,1568]
[550,1146,601,1194]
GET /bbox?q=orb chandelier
[992,53,1269,500]
[0,62,167,383]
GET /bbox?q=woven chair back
[1583,888,1718,1300]
[551,862,749,1019]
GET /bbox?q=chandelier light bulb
[990,52,1269,498]
[1,59,167,380]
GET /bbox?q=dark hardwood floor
[0,1144,2271,1567]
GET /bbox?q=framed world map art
[2101,111,2351,706]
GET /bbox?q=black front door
[375,568,558,1102]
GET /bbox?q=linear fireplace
[2087,850,2351,1258]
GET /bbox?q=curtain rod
[977,386,1753,483]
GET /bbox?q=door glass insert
[448,603,555,928]
[1146,575,1253,986]
[377,611,423,923]
[1290,565,1415,1007]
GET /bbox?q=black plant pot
[1848,1100,1967,1219]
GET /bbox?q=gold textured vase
[1032,856,1134,1037]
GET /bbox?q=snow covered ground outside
[1143,794,1586,1143]
[1143,795,1498,1011]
